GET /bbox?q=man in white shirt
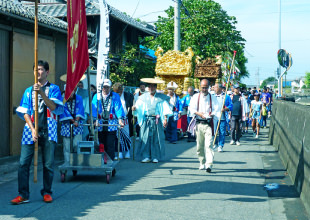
[189,79,219,173]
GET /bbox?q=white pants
[63,135,82,165]
[196,123,214,168]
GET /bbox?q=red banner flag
[65,0,89,101]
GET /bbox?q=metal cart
[58,124,121,184]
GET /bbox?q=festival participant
[113,82,134,159]
[243,92,251,133]
[213,84,233,152]
[92,79,125,160]
[189,79,219,172]
[11,60,64,204]
[166,81,182,144]
[250,93,262,138]
[261,103,268,128]
[134,82,146,101]
[59,87,85,165]
[134,82,146,139]
[132,78,172,163]
[266,87,273,118]
[182,86,195,142]
[230,84,249,146]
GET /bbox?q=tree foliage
[305,72,310,88]
[144,0,248,78]
[260,77,276,88]
[109,43,156,86]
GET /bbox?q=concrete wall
[269,100,310,214]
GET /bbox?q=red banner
[65,0,89,101]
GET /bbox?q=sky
[107,0,310,86]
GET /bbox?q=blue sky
[107,0,310,86]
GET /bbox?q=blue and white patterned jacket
[59,94,85,137]
[92,92,125,132]
[16,83,64,145]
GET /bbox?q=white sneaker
[141,158,151,163]
[152,159,159,163]
[236,141,240,146]
[213,144,218,149]
[218,146,223,152]
[255,135,259,138]
[230,140,235,145]
[124,151,130,159]
[199,164,205,170]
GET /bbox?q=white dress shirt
[189,92,219,119]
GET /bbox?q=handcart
[58,123,121,184]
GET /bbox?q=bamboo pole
[33,0,39,183]
[213,51,237,146]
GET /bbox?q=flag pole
[33,0,39,183]
[213,51,237,146]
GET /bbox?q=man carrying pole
[11,60,64,205]
[213,51,237,148]
[213,83,233,152]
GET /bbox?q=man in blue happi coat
[92,79,125,161]
[166,81,182,144]
[11,60,64,204]
[182,86,196,142]
[59,86,85,165]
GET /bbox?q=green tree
[260,77,276,88]
[109,43,156,86]
[305,72,310,88]
[145,0,248,78]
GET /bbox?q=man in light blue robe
[133,79,172,163]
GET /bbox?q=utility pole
[256,67,260,89]
[278,0,282,96]
[174,0,181,51]
[274,70,277,90]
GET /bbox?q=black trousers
[231,115,242,142]
[98,130,116,160]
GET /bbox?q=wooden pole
[33,0,39,183]
[213,51,237,146]
[132,115,136,161]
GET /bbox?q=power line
[136,10,166,19]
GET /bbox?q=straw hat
[60,74,86,82]
[140,78,165,84]
[167,81,178,90]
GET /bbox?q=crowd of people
[10,60,273,205]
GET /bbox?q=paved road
[0,128,309,220]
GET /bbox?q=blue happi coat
[16,83,64,145]
[92,92,125,132]
[59,94,85,137]
[167,94,183,121]
[181,94,193,116]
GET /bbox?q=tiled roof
[0,0,94,37]
[0,0,68,32]
[31,0,157,36]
